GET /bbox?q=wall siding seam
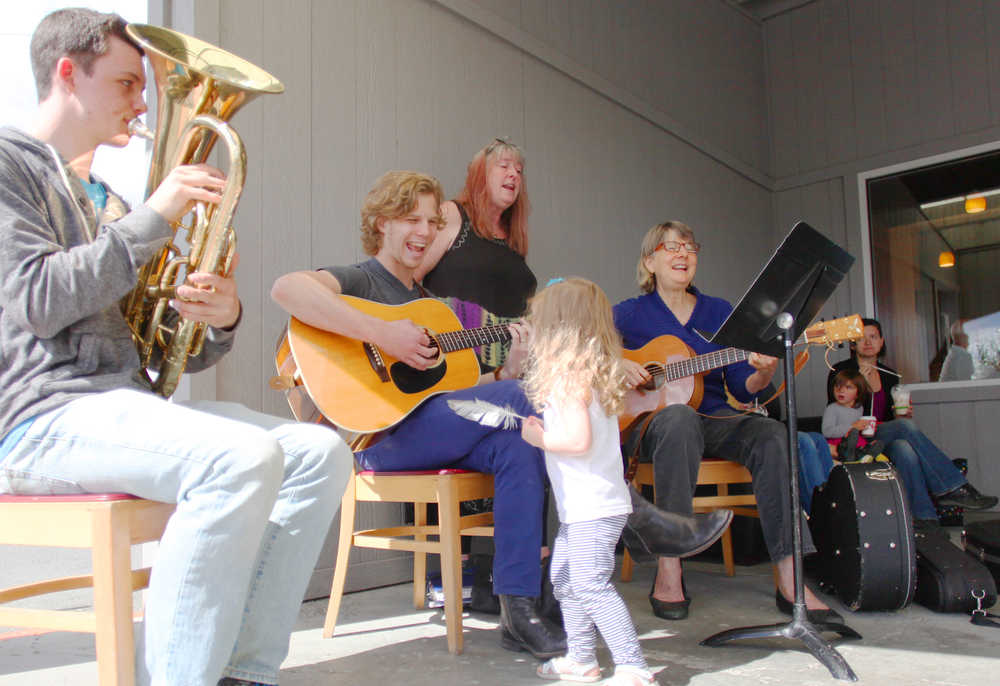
[430,0,774,191]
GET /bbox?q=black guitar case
[964,518,1000,587]
[915,529,996,612]
[809,462,916,611]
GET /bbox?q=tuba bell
[121,24,283,397]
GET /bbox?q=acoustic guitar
[619,315,863,431]
[271,295,511,434]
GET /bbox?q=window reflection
[866,149,1000,383]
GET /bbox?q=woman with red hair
[417,139,536,375]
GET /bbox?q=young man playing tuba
[0,9,350,685]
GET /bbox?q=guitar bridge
[364,342,391,382]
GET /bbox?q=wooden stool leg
[620,549,635,581]
[323,477,357,639]
[412,502,428,610]
[721,528,735,577]
[92,505,136,686]
[437,478,464,655]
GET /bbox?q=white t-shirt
[543,391,632,524]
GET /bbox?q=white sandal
[536,656,602,682]
[604,666,656,686]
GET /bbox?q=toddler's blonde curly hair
[521,277,627,417]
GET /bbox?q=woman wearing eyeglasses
[417,139,537,377]
[614,221,839,623]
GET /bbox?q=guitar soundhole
[390,360,448,394]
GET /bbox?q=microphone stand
[700,312,861,680]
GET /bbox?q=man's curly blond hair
[521,277,627,418]
[360,171,444,256]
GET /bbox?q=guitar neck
[659,347,750,382]
[434,324,512,353]
[657,328,816,381]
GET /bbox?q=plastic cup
[860,416,877,437]
[891,385,911,416]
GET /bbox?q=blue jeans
[797,432,833,514]
[358,380,546,597]
[0,389,351,686]
[875,419,965,520]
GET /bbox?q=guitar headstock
[803,315,863,346]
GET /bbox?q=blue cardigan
[613,288,758,416]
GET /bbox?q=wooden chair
[323,435,495,654]
[620,458,758,581]
[0,493,175,686]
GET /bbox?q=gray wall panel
[820,0,857,167]
[947,0,992,134]
[912,0,954,143]
[845,0,888,163]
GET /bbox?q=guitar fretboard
[433,325,512,353]
[651,347,750,381]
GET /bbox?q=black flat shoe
[649,576,690,620]
[775,589,843,623]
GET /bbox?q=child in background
[520,278,655,686]
[823,370,885,462]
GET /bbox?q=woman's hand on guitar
[378,319,438,369]
[745,352,779,394]
[502,319,533,377]
[748,352,779,374]
[623,359,652,390]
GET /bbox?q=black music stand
[699,222,862,681]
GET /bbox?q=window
[863,147,1000,384]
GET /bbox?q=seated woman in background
[827,318,997,530]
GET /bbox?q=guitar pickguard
[390,360,448,394]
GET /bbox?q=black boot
[838,429,860,462]
[469,554,500,614]
[624,485,733,559]
[499,594,566,659]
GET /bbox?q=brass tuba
[122,24,283,397]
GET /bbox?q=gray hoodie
[0,126,236,438]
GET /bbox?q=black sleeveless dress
[422,204,536,318]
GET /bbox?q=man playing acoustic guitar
[272,170,569,658]
[271,172,731,658]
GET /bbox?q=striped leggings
[550,514,647,670]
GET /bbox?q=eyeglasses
[654,240,701,255]
[485,137,517,155]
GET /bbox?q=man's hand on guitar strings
[378,318,439,369]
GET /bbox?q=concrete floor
[1,544,998,686]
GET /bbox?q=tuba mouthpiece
[128,118,154,140]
